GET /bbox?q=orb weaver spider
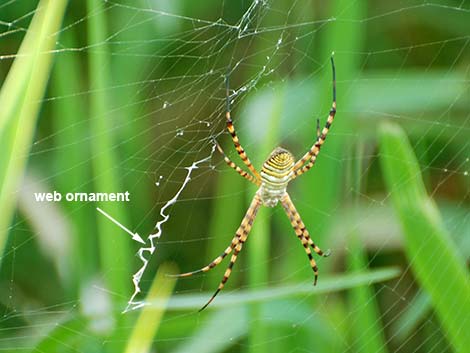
[175,56,336,311]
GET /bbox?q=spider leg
[292,55,336,180]
[214,138,260,186]
[224,74,262,181]
[199,241,244,311]
[281,193,331,257]
[281,193,330,285]
[198,194,262,311]
[173,195,261,280]
[169,236,240,278]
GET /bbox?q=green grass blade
[207,170,244,288]
[0,0,68,260]
[346,143,387,353]
[111,5,156,224]
[156,267,400,310]
[379,121,470,353]
[124,263,177,353]
[172,307,247,353]
[52,33,96,295]
[350,70,466,113]
[347,234,388,353]
[171,299,347,353]
[392,291,431,341]
[31,314,99,353]
[86,0,131,301]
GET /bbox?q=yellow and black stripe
[226,112,262,181]
[199,194,261,311]
[261,147,294,184]
[173,195,261,280]
[214,139,259,185]
[281,193,330,285]
[258,148,295,207]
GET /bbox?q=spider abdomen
[258,147,294,207]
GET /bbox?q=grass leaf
[153,267,400,310]
[86,0,132,301]
[347,235,388,353]
[125,263,177,353]
[379,121,470,353]
[0,0,68,261]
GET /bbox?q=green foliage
[0,1,468,352]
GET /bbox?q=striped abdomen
[258,147,295,207]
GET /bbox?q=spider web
[0,0,469,352]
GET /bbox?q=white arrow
[96,207,145,244]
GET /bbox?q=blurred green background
[0,0,469,352]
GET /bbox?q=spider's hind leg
[174,195,262,310]
[169,237,240,278]
[199,241,244,311]
[198,195,262,311]
[281,193,331,285]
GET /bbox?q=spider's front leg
[224,73,261,181]
[281,193,330,285]
[291,55,337,180]
[213,138,260,186]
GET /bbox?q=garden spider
[175,56,336,311]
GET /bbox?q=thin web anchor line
[124,147,215,313]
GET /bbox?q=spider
[174,55,337,311]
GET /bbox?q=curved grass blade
[151,267,400,310]
[379,121,470,353]
[0,0,68,261]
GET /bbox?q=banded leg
[281,193,330,285]
[199,242,244,311]
[173,194,261,280]
[170,235,240,278]
[292,55,337,179]
[282,193,330,257]
[214,139,260,186]
[199,194,262,311]
[225,74,261,181]
[291,119,326,180]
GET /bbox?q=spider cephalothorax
[175,56,337,311]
